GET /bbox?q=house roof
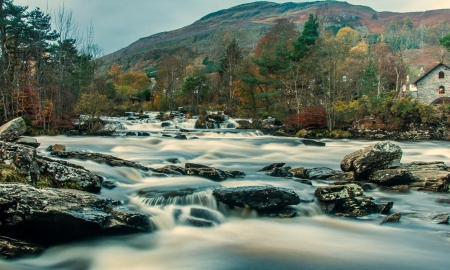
[413,63,450,85]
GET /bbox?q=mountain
[100,1,450,74]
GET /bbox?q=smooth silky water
[1,113,449,269]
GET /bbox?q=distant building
[411,63,450,104]
[128,95,141,105]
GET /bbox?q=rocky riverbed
[0,117,449,269]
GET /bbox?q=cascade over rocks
[0,117,27,142]
[341,141,403,178]
[212,186,300,211]
[0,183,154,247]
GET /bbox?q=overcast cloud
[13,0,450,55]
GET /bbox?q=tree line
[2,0,450,135]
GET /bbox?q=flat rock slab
[51,151,149,171]
[212,186,300,210]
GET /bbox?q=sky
[13,0,450,55]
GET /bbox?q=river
[1,112,449,269]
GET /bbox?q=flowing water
[1,112,450,270]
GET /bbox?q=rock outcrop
[0,183,154,247]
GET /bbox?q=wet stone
[381,212,401,224]
[259,163,285,172]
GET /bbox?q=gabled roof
[413,63,450,85]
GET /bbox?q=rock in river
[212,186,300,211]
[341,141,402,179]
[0,183,154,247]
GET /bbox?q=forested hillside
[2,0,450,136]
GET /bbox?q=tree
[439,33,450,52]
[292,14,319,61]
[182,75,209,114]
[244,19,297,118]
[219,38,242,106]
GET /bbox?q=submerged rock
[47,144,66,152]
[154,165,187,176]
[340,142,403,178]
[381,212,402,224]
[258,208,298,218]
[426,213,449,224]
[185,163,243,182]
[322,197,393,218]
[0,117,26,142]
[184,218,215,227]
[212,186,300,211]
[300,139,325,147]
[435,198,450,204]
[266,167,293,177]
[314,184,364,202]
[259,163,285,172]
[0,183,154,247]
[0,236,43,259]
[190,208,221,224]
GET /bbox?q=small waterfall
[131,190,224,230]
[139,190,217,209]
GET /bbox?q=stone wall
[416,65,450,104]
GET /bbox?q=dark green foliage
[361,60,378,96]
[292,14,319,61]
[372,13,378,20]
[439,33,450,51]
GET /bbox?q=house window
[439,71,445,79]
[439,86,445,94]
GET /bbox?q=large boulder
[0,183,154,247]
[0,117,26,142]
[212,186,300,211]
[340,142,403,179]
